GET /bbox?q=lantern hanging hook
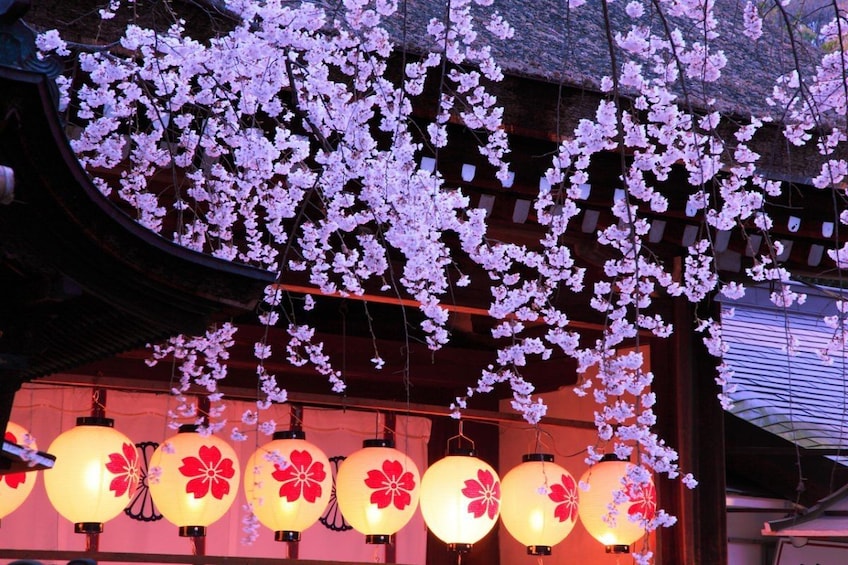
[446,420,475,453]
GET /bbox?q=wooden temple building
[1,0,848,563]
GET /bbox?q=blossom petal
[370,487,393,509]
[215,456,236,480]
[198,445,223,468]
[477,469,494,489]
[289,449,313,469]
[396,470,416,491]
[486,496,499,520]
[381,459,403,481]
[179,455,205,478]
[210,476,230,500]
[110,475,130,497]
[467,497,487,518]
[301,476,323,503]
[462,478,483,499]
[185,476,210,499]
[392,487,411,510]
[308,461,327,483]
[548,483,566,503]
[365,468,388,490]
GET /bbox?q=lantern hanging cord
[531,426,553,454]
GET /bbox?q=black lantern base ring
[365,534,391,544]
[179,525,207,537]
[527,545,552,556]
[606,544,631,554]
[74,522,103,534]
[275,530,301,542]
[448,543,472,553]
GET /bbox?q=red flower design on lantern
[548,473,578,523]
[2,431,25,489]
[625,481,656,521]
[461,468,500,520]
[179,445,236,500]
[105,442,140,497]
[364,459,416,510]
[272,449,327,503]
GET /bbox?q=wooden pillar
[652,297,727,565]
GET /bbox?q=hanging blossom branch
[449,1,848,562]
[38,0,511,410]
[36,0,848,561]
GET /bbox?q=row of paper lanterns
[1,418,655,556]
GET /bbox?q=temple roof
[385,0,812,117]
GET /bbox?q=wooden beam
[36,375,597,431]
[274,283,606,332]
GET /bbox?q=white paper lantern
[149,425,240,537]
[244,430,332,541]
[420,450,500,552]
[44,417,139,534]
[500,453,579,555]
[578,456,656,553]
[336,439,420,543]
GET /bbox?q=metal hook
[446,420,475,452]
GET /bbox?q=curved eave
[0,67,274,377]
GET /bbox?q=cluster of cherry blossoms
[36,0,848,560]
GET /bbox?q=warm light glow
[419,453,500,550]
[243,430,331,541]
[149,426,240,535]
[44,418,139,532]
[0,422,38,520]
[335,439,420,543]
[500,454,578,555]
[578,458,656,551]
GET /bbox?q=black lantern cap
[522,453,554,463]
[363,438,393,449]
[447,447,476,457]
[365,533,391,544]
[273,429,306,440]
[448,543,472,553]
[179,525,206,537]
[275,530,301,542]
[178,424,199,433]
[527,545,552,555]
[606,544,631,553]
[74,522,103,534]
[75,416,114,427]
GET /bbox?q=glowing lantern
[44,417,139,533]
[149,425,240,537]
[500,453,579,555]
[244,430,331,541]
[335,439,420,543]
[578,455,656,553]
[420,449,500,553]
[0,422,39,522]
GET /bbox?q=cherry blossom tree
[35,0,848,561]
